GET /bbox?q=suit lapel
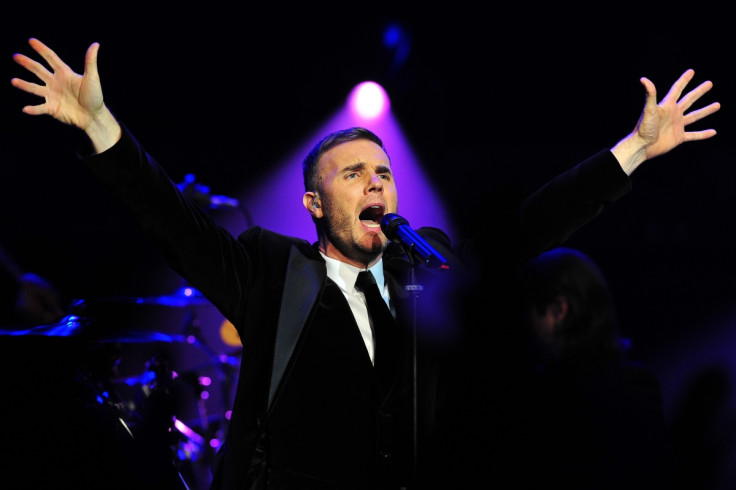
[268,244,325,410]
[267,249,417,410]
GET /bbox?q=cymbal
[0,315,186,344]
[0,315,89,338]
[99,286,212,307]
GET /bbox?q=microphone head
[380,213,408,241]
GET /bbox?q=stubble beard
[323,209,386,265]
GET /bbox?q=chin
[369,234,388,251]
[355,237,386,258]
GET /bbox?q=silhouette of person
[0,243,65,326]
[511,247,672,489]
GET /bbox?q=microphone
[177,174,240,209]
[380,213,449,269]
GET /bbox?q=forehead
[319,139,390,171]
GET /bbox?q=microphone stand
[382,214,451,488]
[401,252,423,489]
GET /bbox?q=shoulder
[237,226,318,258]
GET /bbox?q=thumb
[639,76,658,112]
[83,42,101,83]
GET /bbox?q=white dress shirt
[320,252,391,365]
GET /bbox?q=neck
[319,243,382,269]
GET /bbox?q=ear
[551,295,569,324]
[303,191,323,218]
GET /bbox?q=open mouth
[359,205,384,228]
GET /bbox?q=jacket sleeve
[82,124,253,323]
[517,149,632,260]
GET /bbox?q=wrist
[611,132,649,176]
[85,106,122,154]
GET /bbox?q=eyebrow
[343,162,366,173]
[342,162,392,174]
[374,164,392,174]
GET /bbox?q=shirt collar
[320,252,385,294]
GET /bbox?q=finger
[83,42,100,82]
[678,80,715,113]
[683,128,717,142]
[21,104,50,116]
[28,37,71,76]
[683,101,721,126]
[639,77,658,111]
[12,53,53,83]
[660,68,695,104]
[10,78,46,98]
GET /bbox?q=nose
[366,172,383,193]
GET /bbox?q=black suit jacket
[86,126,631,489]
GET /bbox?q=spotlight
[349,81,390,121]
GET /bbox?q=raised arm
[611,68,720,175]
[11,38,120,154]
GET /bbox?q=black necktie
[355,270,399,391]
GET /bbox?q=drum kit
[0,284,240,489]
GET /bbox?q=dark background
[2,2,736,487]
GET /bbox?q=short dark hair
[302,127,388,192]
[515,247,624,363]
